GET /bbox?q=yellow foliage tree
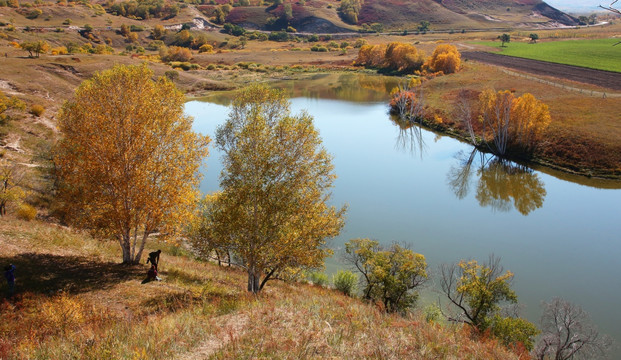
[0,161,27,216]
[426,44,461,74]
[478,89,551,155]
[205,84,346,293]
[385,42,426,73]
[511,92,551,151]
[54,64,210,264]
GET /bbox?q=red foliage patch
[226,8,250,23]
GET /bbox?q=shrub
[332,270,357,296]
[164,70,179,81]
[161,46,193,62]
[424,303,442,323]
[198,44,213,53]
[30,104,44,117]
[17,203,37,221]
[308,272,328,286]
[25,8,42,19]
[353,38,367,48]
[310,45,328,52]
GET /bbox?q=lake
[187,73,621,353]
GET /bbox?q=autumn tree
[478,90,551,155]
[151,24,167,40]
[440,255,539,350]
[54,64,210,264]
[534,298,611,360]
[161,46,193,62]
[20,40,50,58]
[344,238,427,313]
[203,84,345,293]
[426,44,461,74]
[0,161,27,216]
[356,43,426,74]
[384,42,426,73]
[188,192,234,266]
[0,90,25,125]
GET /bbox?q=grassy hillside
[475,38,621,73]
[0,216,521,359]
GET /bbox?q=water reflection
[199,73,402,105]
[447,150,547,215]
[391,115,426,156]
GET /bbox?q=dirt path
[462,51,621,91]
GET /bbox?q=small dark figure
[141,265,161,284]
[146,249,161,271]
[4,264,16,297]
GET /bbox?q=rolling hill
[215,0,579,32]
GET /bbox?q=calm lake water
[187,73,621,352]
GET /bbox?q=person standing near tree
[146,250,161,271]
[4,264,15,297]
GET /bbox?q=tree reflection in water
[447,149,546,215]
[391,115,426,157]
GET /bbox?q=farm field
[474,38,621,73]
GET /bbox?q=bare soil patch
[462,51,621,91]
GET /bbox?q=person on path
[4,264,15,297]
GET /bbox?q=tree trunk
[133,231,149,264]
[120,234,132,264]
[247,267,261,293]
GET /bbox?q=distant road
[462,51,621,91]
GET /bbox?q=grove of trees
[54,64,210,264]
[355,42,461,75]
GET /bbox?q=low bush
[308,271,328,286]
[17,203,37,221]
[30,104,44,117]
[333,270,357,296]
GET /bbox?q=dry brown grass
[0,217,522,359]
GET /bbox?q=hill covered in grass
[213,0,579,32]
[0,216,521,359]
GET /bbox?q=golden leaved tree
[197,84,346,293]
[479,89,551,156]
[54,64,210,264]
[426,44,461,74]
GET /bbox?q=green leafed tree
[199,84,346,293]
[344,238,427,313]
[54,64,210,264]
[499,33,511,47]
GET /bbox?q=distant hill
[215,0,579,33]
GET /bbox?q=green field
[474,38,621,73]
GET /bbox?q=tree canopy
[54,64,210,264]
[194,84,346,293]
[345,238,427,313]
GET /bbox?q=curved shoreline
[413,116,621,184]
